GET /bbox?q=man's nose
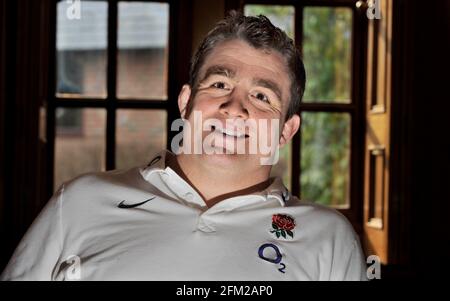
[218,90,249,119]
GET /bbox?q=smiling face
[178,39,300,174]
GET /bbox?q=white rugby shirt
[1,150,367,281]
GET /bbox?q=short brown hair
[188,10,306,120]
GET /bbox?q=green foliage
[301,112,350,207]
[244,5,295,39]
[303,7,352,102]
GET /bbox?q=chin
[201,149,248,165]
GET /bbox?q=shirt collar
[139,150,290,210]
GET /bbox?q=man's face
[178,39,299,172]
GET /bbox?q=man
[1,12,367,280]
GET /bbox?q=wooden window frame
[46,0,192,196]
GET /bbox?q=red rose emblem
[270,214,295,239]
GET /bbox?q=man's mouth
[211,125,249,138]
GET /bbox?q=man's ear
[279,114,300,147]
[178,84,192,119]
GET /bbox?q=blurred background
[0,0,449,279]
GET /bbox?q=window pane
[116,110,167,169]
[303,7,352,103]
[270,141,292,190]
[54,108,106,191]
[244,5,295,39]
[56,1,108,98]
[300,112,350,208]
[117,2,169,100]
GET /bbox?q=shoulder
[61,166,144,196]
[283,196,359,243]
[56,166,152,212]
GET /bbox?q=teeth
[221,128,243,137]
[213,126,246,138]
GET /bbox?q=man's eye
[254,92,269,103]
[211,82,227,89]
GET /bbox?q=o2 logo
[258,243,286,274]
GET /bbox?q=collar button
[184,192,194,200]
[197,217,216,233]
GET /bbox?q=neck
[169,153,271,207]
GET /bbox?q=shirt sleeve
[330,238,368,281]
[0,185,64,281]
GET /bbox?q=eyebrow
[253,78,283,102]
[200,65,236,83]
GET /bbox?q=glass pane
[303,7,352,103]
[116,110,167,169]
[244,5,295,39]
[270,141,292,190]
[54,108,106,191]
[117,2,169,100]
[56,1,108,98]
[300,112,350,208]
